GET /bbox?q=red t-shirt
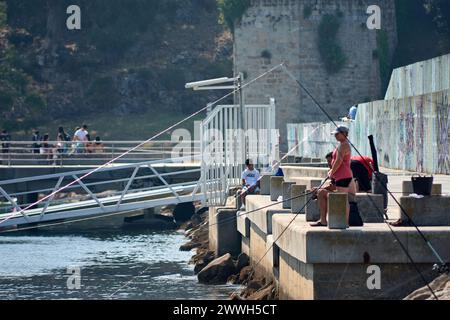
[351,156,374,179]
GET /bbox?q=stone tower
[234,0,397,148]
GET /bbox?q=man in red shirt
[351,156,374,192]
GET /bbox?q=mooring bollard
[260,175,272,195]
[270,176,284,201]
[328,193,349,230]
[291,184,307,213]
[282,182,295,209]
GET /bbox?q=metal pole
[238,72,247,166]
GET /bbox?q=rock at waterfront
[179,241,201,252]
[193,251,215,274]
[248,283,277,300]
[239,266,253,284]
[197,253,236,284]
[173,202,196,223]
[235,253,250,272]
[404,274,450,300]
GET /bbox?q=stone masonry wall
[234,0,397,148]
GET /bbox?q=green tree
[217,0,251,31]
[318,14,347,74]
[0,1,6,28]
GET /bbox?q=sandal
[389,219,411,227]
[310,221,327,227]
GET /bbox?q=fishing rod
[0,63,286,227]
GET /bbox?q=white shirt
[74,129,88,142]
[241,169,260,187]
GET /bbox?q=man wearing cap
[240,159,261,209]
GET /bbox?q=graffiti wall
[287,89,450,174]
[385,54,450,100]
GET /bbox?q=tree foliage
[318,14,347,74]
[217,0,251,31]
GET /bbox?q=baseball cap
[331,126,349,135]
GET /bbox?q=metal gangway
[0,157,202,229]
[0,99,277,229]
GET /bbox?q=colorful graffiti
[287,89,450,174]
[437,93,450,173]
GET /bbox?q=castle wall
[234,0,397,148]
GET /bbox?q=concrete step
[281,165,328,180]
[246,195,290,235]
[400,195,450,226]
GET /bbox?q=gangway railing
[0,140,201,166]
[200,98,278,206]
[0,156,203,229]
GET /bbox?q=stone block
[241,236,250,256]
[305,194,320,222]
[355,194,384,223]
[400,196,450,226]
[272,215,450,265]
[281,166,328,180]
[291,184,307,214]
[246,195,290,234]
[290,177,323,190]
[328,193,349,230]
[282,182,296,209]
[210,208,241,257]
[237,212,250,238]
[260,175,272,195]
[270,176,284,201]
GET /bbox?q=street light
[185,74,245,127]
[186,73,247,165]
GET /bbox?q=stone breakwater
[206,165,450,300]
[179,205,278,300]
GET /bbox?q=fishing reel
[433,263,449,274]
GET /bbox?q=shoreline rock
[197,253,236,284]
[404,274,450,300]
[180,204,278,300]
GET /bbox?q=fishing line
[0,63,285,226]
[281,64,445,297]
[281,64,446,266]
[230,177,330,299]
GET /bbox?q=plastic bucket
[411,175,434,196]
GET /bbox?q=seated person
[311,126,353,227]
[91,137,105,154]
[240,159,261,209]
[351,156,374,192]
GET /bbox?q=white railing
[200,98,278,206]
[0,156,202,227]
[0,140,200,166]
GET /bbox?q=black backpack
[349,202,364,227]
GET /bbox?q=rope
[0,63,285,227]
[281,64,445,297]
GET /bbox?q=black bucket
[411,175,434,196]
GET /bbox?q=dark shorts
[335,178,352,188]
[351,160,372,192]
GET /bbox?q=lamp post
[185,75,247,164]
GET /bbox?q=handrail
[200,100,277,206]
[0,155,204,224]
[0,140,201,167]
[0,155,200,185]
